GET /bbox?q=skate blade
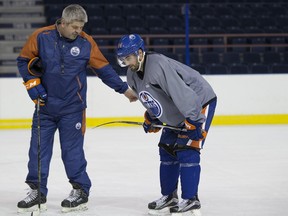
[171,209,201,216]
[61,203,88,213]
[17,204,47,213]
[148,207,172,216]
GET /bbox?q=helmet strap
[136,51,145,71]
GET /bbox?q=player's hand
[124,88,138,102]
[24,78,47,106]
[143,111,163,133]
[184,118,207,141]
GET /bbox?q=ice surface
[0,125,287,216]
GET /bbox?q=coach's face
[59,20,84,40]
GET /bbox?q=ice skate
[170,196,201,216]
[148,190,178,216]
[61,183,88,213]
[17,183,47,213]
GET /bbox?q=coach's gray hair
[62,4,88,24]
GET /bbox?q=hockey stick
[31,99,41,216]
[93,120,187,132]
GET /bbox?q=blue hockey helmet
[116,34,145,67]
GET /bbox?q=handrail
[92,33,288,54]
[92,33,288,40]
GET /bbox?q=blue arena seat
[222,52,241,65]
[141,5,160,16]
[149,27,168,34]
[202,17,221,29]
[90,27,109,35]
[282,52,288,63]
[229,37,249,52]
[208,64,229,74]
[215,5,233,17]
[257,17,276,28]
[164,15,183,28]
[110,27,128,34]
[189,26,207,34]
[202,53,220,64]
[250,64,270,74]
[229,64,250,74]
[88,16,106,29]
[264,26,282,33]
[250,37,268,52]
[192,38,209,53]
[262,52,282,64]
[161,4,182,16]
[189,17,203,28]
[103,5,122,17]
[211,37,225,52]
[168,26,184,34]
[242,53,261,65]
[151,38,170,53]
[194,6,215,17]
[126,16,145,29]
[129,27,149,34]
[122,5,141,16]
[271,64,288,74]
[220,16,240,30]
[269,37,287,52]
[207,26,226,34]
[84,5,104,17]
[240,17,258,29]
[146,15,166,29]
[106,16,126,29]
[244,26,264,34]
[225,26,244,34]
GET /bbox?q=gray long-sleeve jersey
[127,52,216,127]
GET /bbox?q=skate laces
[155,195,169,206]
[178,199,189,207]
[177,198,200,211]
[23,189,38,203]
[65,189,81,202]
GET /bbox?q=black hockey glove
[23,77,47,106]
[143,111,163,133]
[184,118,207,141]
[28,57,44,77]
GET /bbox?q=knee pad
[177,149,200,164]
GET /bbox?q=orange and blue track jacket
[17,24,128,116]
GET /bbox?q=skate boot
[17,183,47,213]
[170,195,201,216]
[148,190,178,216]
[61,183,88,213]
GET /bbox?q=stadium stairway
[0,0,46,76]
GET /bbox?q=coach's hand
[184,118,207,141]
[124,88,138,102]
[143,111,163,133]
[24,78,47,106]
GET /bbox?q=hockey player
[16,4,137,214]
[116,34,217,216]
